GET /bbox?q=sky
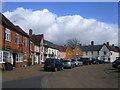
[1,2,118,46]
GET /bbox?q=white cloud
[3,7,118,45]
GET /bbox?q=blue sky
[2,2,118,45]
[2,2,118,24]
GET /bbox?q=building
[29,29,44,64]
[66,45,83,59]
[56,45,67,59]
[43,40,59,60]
[81,41,120,62]
[0,13,30,68]
[81,41,102,60]
[99,43,119,62]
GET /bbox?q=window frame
[15,33,20,44]
[5,28,11,41]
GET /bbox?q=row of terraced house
[0,13,120,68]
[0,13,67,68]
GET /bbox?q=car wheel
[54,68,57,72]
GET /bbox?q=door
[12,53,16,67]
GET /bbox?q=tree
[66,38,80,48]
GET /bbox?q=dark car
[44,58,64,72]
[91,59,99,64]
[98,60,104,64]
[79,58,89,65]
[112,59,120,70]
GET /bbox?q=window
[97,51,99,55]
[86,51,88,55]
[68,52,72,55]
[0,51,3,62]
[23,53,27,61]
[91,51,93,54]
[16,53,22,62]
[5,28,11,41]
[15,33,20,44]
[3,51,10,62]
[76,52,80,55]
[30,42,33,51]
[24,37,28,46]
[103,51,107,55]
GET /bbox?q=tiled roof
[81,45,103,51]
[1,13,29,38]
[56,45,67,52]
[105,44,119,52]
[44,40,57,49]
[30,34,43,46]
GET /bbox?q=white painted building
[81,41,120,62]
[99,44,119,62]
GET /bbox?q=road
[2,63,119,88]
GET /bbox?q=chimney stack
[80,44,82,46]
[29,29,33,36]
[112,44,114,47]
[91,41,94,45]
[106,42,109,45]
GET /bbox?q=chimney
[29,29,33,36]
[112,44,114,47]
[80,44,82,46]
[106,42,109,45]
[91,41,94,45]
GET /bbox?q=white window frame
[15,33,20,44]
[24,37,28,46]
[16,53,22,62]
[23,52,27,61]
[5,28,11,41]
[68,52,72,55]
[0,51,10,63]
[0,51,3,63]
[76,52,80,55]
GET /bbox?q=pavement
[2,63,120,88]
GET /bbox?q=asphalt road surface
[2,63,119,88]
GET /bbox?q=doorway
[12,53,16,67]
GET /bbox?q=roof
[1,13,29,38]
[44,40,57,49]
[30,34,43,46]
[81,45,103,51]
[56,45,67,52]
[105,44,119,52]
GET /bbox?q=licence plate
[64,63,67,64]
[47,66,51,68]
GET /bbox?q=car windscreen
[45,59,54,63]
[62,60,69,62]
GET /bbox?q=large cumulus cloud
[3,7,118,45]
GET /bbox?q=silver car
[72,59,83,66]
[62,59,75,69]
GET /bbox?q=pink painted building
[56,45,67,59]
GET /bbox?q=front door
[12,53,16,67]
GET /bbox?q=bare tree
[66,38,80,48]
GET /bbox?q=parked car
[74,59,83,66]
[98,60,104,64]
[44,58,64,72]
[91,59,99,64]
[80,58,89,65]
[62,59,75,69]
[112,59,120,70]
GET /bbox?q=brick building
[0,13,30,68]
